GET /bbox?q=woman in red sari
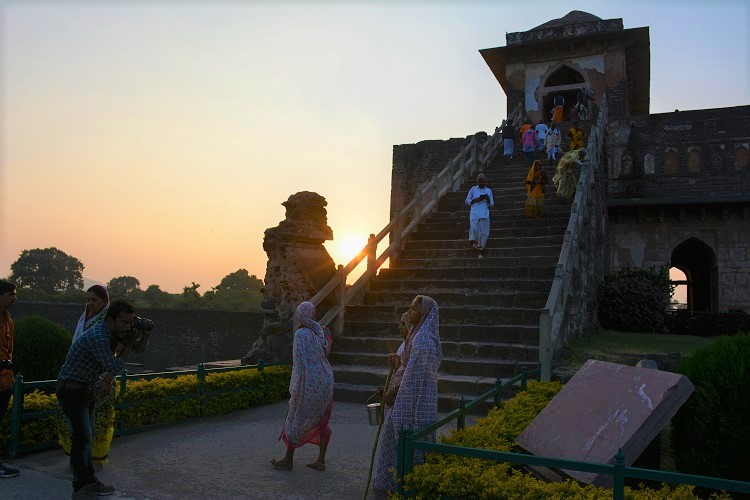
[271,301,333,471]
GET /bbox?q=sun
[327,234,367,265]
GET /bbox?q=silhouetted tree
[107,276,141,299]
[10,247,84,292]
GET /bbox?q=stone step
[397,244,562,260]
[394,256,556,269]
[346,304,542,324]
[362,290,549,308]
[377,266,555,281]
[417,216,569,229]
[401,234,564,250]
[333,338,538,361]
[342,321,540,343]
[331,353,538,378]
[369,277,553,293]
[409,226,567,240]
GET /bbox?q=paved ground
[2,401,469,500]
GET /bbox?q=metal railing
[396,370,750,498]
[539,98,609,381]
[310,102,525,334]
[7,360,289,458]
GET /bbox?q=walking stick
[363,364,395,500]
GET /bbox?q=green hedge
[672,335,750,481]
[397,381,731,499]
[0,365,291,452]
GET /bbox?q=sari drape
[374,296,441,495]
[281,302,334,448]
[553,149,585,198]
[525,161,548,219]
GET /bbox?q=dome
[532,11,603,30]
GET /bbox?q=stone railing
[310,102,525,335]
[539,97,609,381]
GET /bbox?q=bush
[13,316,72,381]
[398,381,730,499]
[598,275,667,333]
[671,335,750,481]
[1,365,291,453]
[665,309,750,337]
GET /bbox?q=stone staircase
[332,126,586,411]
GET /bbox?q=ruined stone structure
[243,191,336,363]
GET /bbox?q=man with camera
[57,299,143,497]
[465,172,495,258]
[0,280,20,479]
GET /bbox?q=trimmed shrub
[13,316,72,382]
[672,334,750,481]
[598,275,667,333]
[1,365,291,453]
[398,381,730,499]
[665,309,750,337]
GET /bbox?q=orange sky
[2,3,748,293]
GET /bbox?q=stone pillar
[242,191,336,364]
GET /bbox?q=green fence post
[402,427,414,494]
[258,359,265,406]
[457,396,466,430]
[118,369,127,434]
[520,366,528,391]
[493,378,503,407]
[197,363,206,418]
[613,448,625,500]
[396,428,406,495]
[9,374,23,458]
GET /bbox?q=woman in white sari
[271,301,334,471]
[373,295,441,497]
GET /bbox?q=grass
[562,329,719,369]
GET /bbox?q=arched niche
[735,145,749,170]
[664,148,679,174]
[687,147,701,173]
[537,63,588,122]
[670,238,717,312]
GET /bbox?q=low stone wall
[12,301,263,373]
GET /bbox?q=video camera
[131,315,154,334]
[0,359,14,371]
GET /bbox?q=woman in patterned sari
[553,149,588,199]
[373,295,441,498]
[271,301,333,471]
[58,285,117,468]
[525,160,549,219]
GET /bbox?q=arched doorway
[540,64,585,122]
[670,238,717,312]
[669,267,689,310]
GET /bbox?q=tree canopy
[9,247,84,292]
[107,276,141,299]
[214,269,263,292]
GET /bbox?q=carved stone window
[664,148,679,174]
[687,147,701,173]
[735,145,749,170]
[644,152,656,175]
[622,153,634,176]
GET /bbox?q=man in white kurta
[464,173,494,258]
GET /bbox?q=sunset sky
[2,1,748,293]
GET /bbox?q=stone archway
[670,238,717,312]
[538,63,587,122]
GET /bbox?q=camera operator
[0,280,19,479]
[57,299,142,497]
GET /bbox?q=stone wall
[506,18,623,46]
[11,301,263,372]
[607,106,750,198]
[390,135,480,219]
[608,205,750,311]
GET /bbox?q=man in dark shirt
[57,299,136,497]
[501,121,516,161]
[0,280,19,479]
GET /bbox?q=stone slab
[515,359,694,487]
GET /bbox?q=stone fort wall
[607,105,750,198]
[12,301,263,372]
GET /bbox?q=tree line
[6,247,263,312]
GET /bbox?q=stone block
[515,359,694,487]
